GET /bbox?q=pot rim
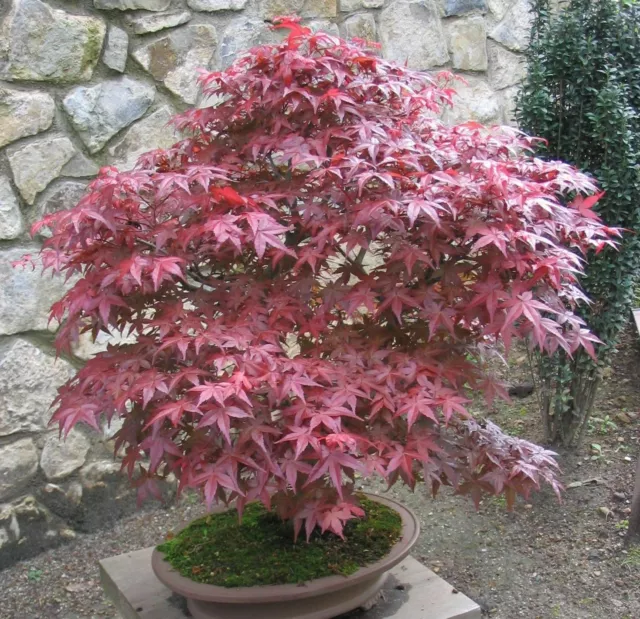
[151,492,420,604]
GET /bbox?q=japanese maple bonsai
[33,17,615,618]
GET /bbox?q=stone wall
[0,0,527,567]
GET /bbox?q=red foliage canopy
[33,19,616,538]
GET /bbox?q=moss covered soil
[157,496,403,587]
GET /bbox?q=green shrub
[517,0,640,446]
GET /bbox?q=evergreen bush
[517,0,640,446]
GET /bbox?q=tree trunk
[625,452,640,546]
[537,350,600,448]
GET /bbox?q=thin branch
[334,245,368,278]
[136,238,159,252]
[267,153,286,180]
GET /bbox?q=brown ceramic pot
[151,493,420,619]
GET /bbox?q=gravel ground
[1,334,639,619]
[0,499,208,619]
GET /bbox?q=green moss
[80,22,105,75]
[6,66,37,82]
[157,496,402,587]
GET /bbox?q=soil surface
[0,332,639,619]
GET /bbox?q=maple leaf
[279,373,320,403]
[317,502,365,538]
[140,431,182,472]
[135,373,170,408]
[385,443,422,488]
[280,453,313,490]
[396,391,438,429]
[500,290,557,340]
[343,284,378,316]
[469,226,509,256]
[278,426,321,459]
[243,212,296,259]
[189,382,235,406]
[238,421,281,453]
[307,404,359,433]
[197,405,253,444]
[405,199,440,227]
[150,257,186,291]
[435,390,470,423]
[306,449,364,498]
[144,399,201,428]
[193,464,241,508]
[50,401,102,436]
[377,287,421,323]
[567,328,601,360]
[203,215,244,250]
[570,191,604,220]
[467,276,507,322]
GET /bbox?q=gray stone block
[0,86,55,149]
[8,135,76,204]
[0,175,25,240]
[100,548,481,619]
[0,337,76,433]
[379,0,449,70]
[62,77,156,154]
[0,0,106,83]
[132,24,217,105]
[103,26,129,73]
[441,0,487,16]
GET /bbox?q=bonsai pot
[151,493,420,619]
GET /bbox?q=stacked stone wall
[0,0,527,567]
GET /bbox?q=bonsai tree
[33,19,615,540]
